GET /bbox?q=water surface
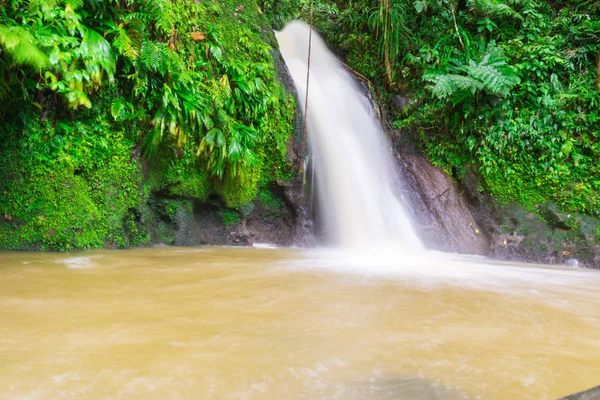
[1,247,599,399]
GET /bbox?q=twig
[451,5,465,51]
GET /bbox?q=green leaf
[0,25,49,69]
[414,0,425,13]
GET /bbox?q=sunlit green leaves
[0,25,49,68]
[80,28,116,84]
[1,0,295,210]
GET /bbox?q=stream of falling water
[275,21,422,249]
[1,247,600,399]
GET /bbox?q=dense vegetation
[266,0,599,218]
[1,0,599,251]
[0,0,295,250]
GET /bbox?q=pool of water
[1,247,599,399]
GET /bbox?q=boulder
[559,385,600,400]
[390,94,415,112]
[394,136,490,255]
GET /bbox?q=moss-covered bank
[0,0,297,251]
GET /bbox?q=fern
[112,25,141,60]
[425,73,483,99]
[65,0,84,10]
[425,42,520,103]
[461,42,521,96]
[140,40,169,75]
[139,0,174,35]
[468,0,522,20]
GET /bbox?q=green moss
[259,188,284,210]
[145,143,211,201]
[218,166,261,208]
[0,0,297,251]
[0,116,148,251]
[221,210,241,226]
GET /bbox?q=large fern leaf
[461,42,520,96]
[425,73,483,99]
[467,0,522,20]
[425,42,520,102]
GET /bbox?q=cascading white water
[276,21,422,249]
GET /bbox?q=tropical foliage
[269,0,600,218]
[1,0,599,250]
[0,0,295,250]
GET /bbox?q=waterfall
[276,21,423,249]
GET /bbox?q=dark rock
[391,130,600,268]
[394,137,490,255]
[577,214,600,243]
[485,202,600,267]
[390,94,415,112]
[559,385,600,400]
[244,184,297,245]
[273,48,316,246]
[336,375,468,400]
[540,202,575,230]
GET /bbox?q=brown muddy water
[1,246,599,399]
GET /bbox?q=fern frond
[140,39,165,74]
[426,41,520,102]
[451,90,475,106]
[425,73,483,99]
[140,0,174,35]
[462,64,519,96]
[461,42,520,96]
[112,26,140,60]
[65,0,84,10]
[467,0,522,20]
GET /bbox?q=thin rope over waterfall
[300,0,315,177]
[276,21,423,249]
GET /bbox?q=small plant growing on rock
[221,211,241,226]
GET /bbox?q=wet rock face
[459,166,600,268]
[487,203,600,268]
[273,48,316,247]
[393,133,600,268]
[147,185,302,248]
[390,94,415,113]
[336,376,468,400]
[394,136,490,255]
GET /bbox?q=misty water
[1,247,600,399]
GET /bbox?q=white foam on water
[279,247,600,295]
[55,257,95,270]
[252,243,279,249]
